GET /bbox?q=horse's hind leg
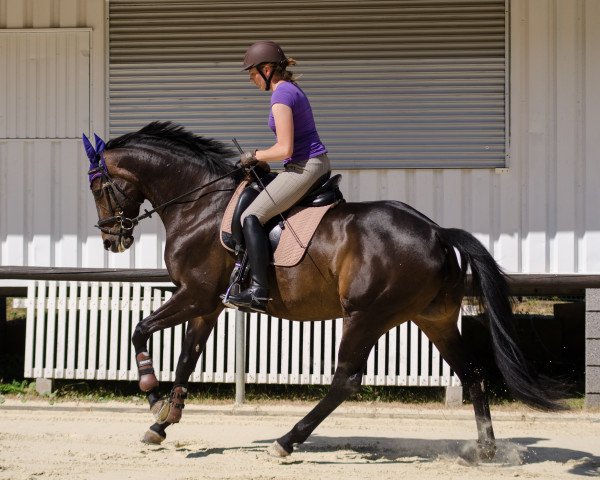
[143,313,220,444]
[418,316,496,461]
[272,317,381,457]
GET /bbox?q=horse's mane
[106,121,239,178]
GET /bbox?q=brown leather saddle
[221,169,344,255]
[220,168,344,306]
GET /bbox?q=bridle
[88,159,142,240]
[88,154,243,241]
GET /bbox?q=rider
[226,40,330,313]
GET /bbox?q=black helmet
[242,40,287,71]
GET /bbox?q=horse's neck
[146,168,236,242]
[124,153,235,228]
[159,186,233,232]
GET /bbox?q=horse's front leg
[131,288,211,412]
[132,285,205,385]
[142,312,221,444]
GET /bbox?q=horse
[85,121,563,460]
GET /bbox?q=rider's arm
[255,103,294,162]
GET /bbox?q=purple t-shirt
[268,81,327,164]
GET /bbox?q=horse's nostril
[123,236,134,249]
[103,239,112,250]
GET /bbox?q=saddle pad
[220,182,336,267]
[272,204,333,267]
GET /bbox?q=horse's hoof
[142,429,165,445]
[268,441,291,458]
[477,441,497,462]
[150,399,171,424]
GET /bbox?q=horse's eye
[92,188,103,199]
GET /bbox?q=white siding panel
[2,0,600,279]
[55,141,81,267]
[0,0,106,135]
[497,172,520,272]
[553,0,579,273]
[1,140,28,265]
[583,0,600,272]
[0,0,108,273]
[29,141,53,265]
[0,29,90,139]
[0,140,101,268]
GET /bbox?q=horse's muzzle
[104,235,134,253]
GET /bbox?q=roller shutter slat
[109,0,506,168]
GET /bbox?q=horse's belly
[269,267,342,321]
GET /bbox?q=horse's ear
[94,133,106,156]
[82,133,97,163]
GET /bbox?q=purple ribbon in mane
[82,133,107,184]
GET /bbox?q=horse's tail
[440,227,565,411]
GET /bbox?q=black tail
[441,227,565,411]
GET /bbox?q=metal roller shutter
[109,0,507,168]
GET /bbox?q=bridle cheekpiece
[83,133,140,240]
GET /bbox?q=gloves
[240,150,258,168]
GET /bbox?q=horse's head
[83,133,143,253]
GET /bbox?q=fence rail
[3,266,600,294]
[23,280,461,387]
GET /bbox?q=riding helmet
[242,40,287,71]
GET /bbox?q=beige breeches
[240,153,331,225]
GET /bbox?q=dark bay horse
[86,122,562,460]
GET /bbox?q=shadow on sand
[245,435,599,474]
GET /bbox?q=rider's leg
[241,154,330,225]
[226,215,270,312]
[227,154,330,312]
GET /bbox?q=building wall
[337,0,600,274]
[0,0,113,277]
[1,0,599,276]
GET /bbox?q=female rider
[226,40,330,313]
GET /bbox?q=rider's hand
[240,150,258,168]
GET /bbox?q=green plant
[6,297,27,321]
[0,380,34,395]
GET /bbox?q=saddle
[220,168,344,267]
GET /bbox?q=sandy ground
[1,399,599,480]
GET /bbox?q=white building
[1,1,599,394]
[1,1,599,279]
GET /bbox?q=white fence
[23,281,460,387]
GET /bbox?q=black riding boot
[227,215,270,313]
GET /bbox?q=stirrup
[227,288,270,313]
[221,254,249,308]
[221,282,243,309]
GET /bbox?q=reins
[131,166,244,224]
[89,161,243,236]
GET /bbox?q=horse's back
[319,200,442,257]
[270,200,453,321]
